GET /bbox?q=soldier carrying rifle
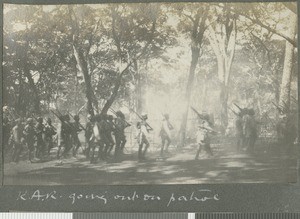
[191,108,217,160]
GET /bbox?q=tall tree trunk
[179,45,200,147]
[21,40,40,114]
[72,45,97,116]
[220,83,229,129]
[134,59,143,114]
[279,14,297,114]
[178,9,207,147]
[208,16,236,130]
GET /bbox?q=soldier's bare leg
[195,143,202,160]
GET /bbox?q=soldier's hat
[87,114,92,120]
[141,113,148,119]
[37,117,43,123]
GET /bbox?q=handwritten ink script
[16,189,220,207]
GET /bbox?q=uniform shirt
[85,121,94,140]
[44,123,56,139]
[160,119,172,138]
[12,125,23,144]
[35,123,45,138]
[243,115,256,138]
[140,120,150,138]
[235,117,243,136]
[23,124,36,140]
[196,121,213,144]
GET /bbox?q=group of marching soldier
[2,104,264,164]
[3,116,57,163]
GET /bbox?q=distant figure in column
[243,109,257,153]
[23,118,36,162]
[159,113,173,157]
[137,113,153,161]
[235,112,244,152]
[3,116,11,154]
[72,115,83,156]
[35,117,45,159]
[195,115,215,160]
[11,118,24,163]
[44,118,57,156]
[114,110,131,159]
[85,114,94,159]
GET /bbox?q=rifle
[124,105,153,130]
[109,108,131,127]
[228,107,239,116]
[233,103,249,116]
[272,102,285,114]
[51,110,73,130]
[291,96,298,104]
[161,113,174,130]
[190,106,212,125]
[77,102,87,116]
[67,112,86,131]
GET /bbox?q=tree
[278,12,297,114]
[173,3,209,146]
[207,3,237,129]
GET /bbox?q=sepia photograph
[2,2,298,185]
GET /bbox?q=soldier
[98,114,111,160]
[159,114,173,157]
[35,117,45,159]
[3,116,11,154]
[57,115,72,158]
[85,114,94,159]
[243,109,257,153]
[235,112,244,152]
[44,118,57,156]
[137,113,152,161]
[195,115,215,160]
[23,118,36,162]
[114,111,130,158]
[90,114,102,163]
[104,115,116,157]
[11,118,24,163]
[72,115,83,156]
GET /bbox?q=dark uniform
[72,115,83,156]
[159,114,173,156]
[104,115,116,157]
[3,117,11,154]
[90,114,102,163]
[243,109,257,153]
[57,115,72,158]
[23,118,36,162]
[35,117,45,159]
[44,118,57,156]
[114,111,130,158]
[85,114,94,158]
[195,118,214,160]
[235,113,244,152]
[98,114,111,159]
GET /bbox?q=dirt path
[3,143,298,185]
